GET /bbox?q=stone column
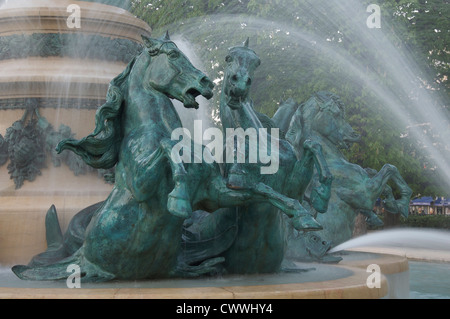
[0,0,151,265]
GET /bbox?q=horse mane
[254,111,287,139]
[314,91,345,117]
[56,55,137,169]
[285,91,342,148]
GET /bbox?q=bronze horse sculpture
[12,34,216,281]
[12,35,331,282]
[183,40,333,274]
[273,92,412,261]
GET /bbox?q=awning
[410,196,434,206]
[410,197,450,206]
[434,198,450,206]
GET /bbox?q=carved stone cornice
[0,33,143,63]
[0,57,125,102]
[0,0,151,42]
[0,97,105,110]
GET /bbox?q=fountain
[0,0,447,300]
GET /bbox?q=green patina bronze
[187,40,333,274]
[0,34,142,63]
[0,134,7,166]
[13,34,217,281]
[12,35,331,282]
[0,99,111,188]
[273,92,412,262]
[0,98,105,111]
[11,35,412,282]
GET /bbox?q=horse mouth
[339,132,361,149]
[343,132,361,143]
[183,88,213,109]
[226,96,242,110]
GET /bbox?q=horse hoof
[167,191,192,219]
[366,215,384,227]
[396,199,410,218]
[167,197,192,219]
[310,185,331,214]
[382,199,397,213]
[226,173,247,190]
[292,214,322,231]
[383,199,409,217]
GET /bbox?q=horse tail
[26,202,103,269]
[12,248,115,283]
[12,253,82,282]
[180,209,238,266]
[55,56,137,169]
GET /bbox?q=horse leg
[359,210,384,227]
[364,167,401,216]
[124,138,190,219]
[367,164,412,217]
[376,182,398,214]
[253,182,323,231]
[206,176,322,231]
[306,140,333,214]
[159,138,192,219]
[384,171,412,218]
[224,134,248,190]
[291,139,333,214]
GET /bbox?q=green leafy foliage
[84,0,132,10]
[130,0,449,197]
[400,214,450,229]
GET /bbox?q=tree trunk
[352,213,367,237]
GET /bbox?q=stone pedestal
[0,0,151,265]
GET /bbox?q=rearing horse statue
[200,40,333,273]
[276,92,413,260]
[12,34,217,281]
[12,35,332,282]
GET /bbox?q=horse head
[222,38,261,110]
[140,33,214,109]
[287,92,361,150]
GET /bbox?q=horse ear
[164,31,171,41]
[243,37,250,47]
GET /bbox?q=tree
[130,0,449,196]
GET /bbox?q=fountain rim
[0,257,392,299]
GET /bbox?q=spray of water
[171,35,217,136]
[330,228,450,253]
[161,0,449,191]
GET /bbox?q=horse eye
[168,50,179,59]
[225,55,233,63]
[148,48,159,56]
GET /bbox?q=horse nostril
[231,75,238,83]
[246,77,252,86]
